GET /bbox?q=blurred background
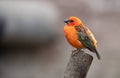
[0,0,120,78]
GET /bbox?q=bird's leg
[72,48,84,56]
[72,49,78,55]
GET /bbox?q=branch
[64,50,93,78]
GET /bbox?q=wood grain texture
[64,50,93,78]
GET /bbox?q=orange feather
[64,26,85,48]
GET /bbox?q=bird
[64,16,101,60]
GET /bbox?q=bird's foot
[72,49,84,56]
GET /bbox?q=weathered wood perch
[64,50,93,78]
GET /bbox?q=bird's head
[64,16,83,26]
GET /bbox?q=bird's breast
[64,26,85,48]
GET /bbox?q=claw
[72,49,84,56]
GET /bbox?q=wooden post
[64,50,93,78]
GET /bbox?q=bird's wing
[77,31,95,52]
[75,26,101,59]
[75,26,94,49]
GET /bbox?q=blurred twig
[64,50,93,78]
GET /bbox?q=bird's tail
[94,49,101,60]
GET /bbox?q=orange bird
[64,16,101,59]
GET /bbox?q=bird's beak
[64,19,69,23]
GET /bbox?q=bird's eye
[69,20,74,22]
